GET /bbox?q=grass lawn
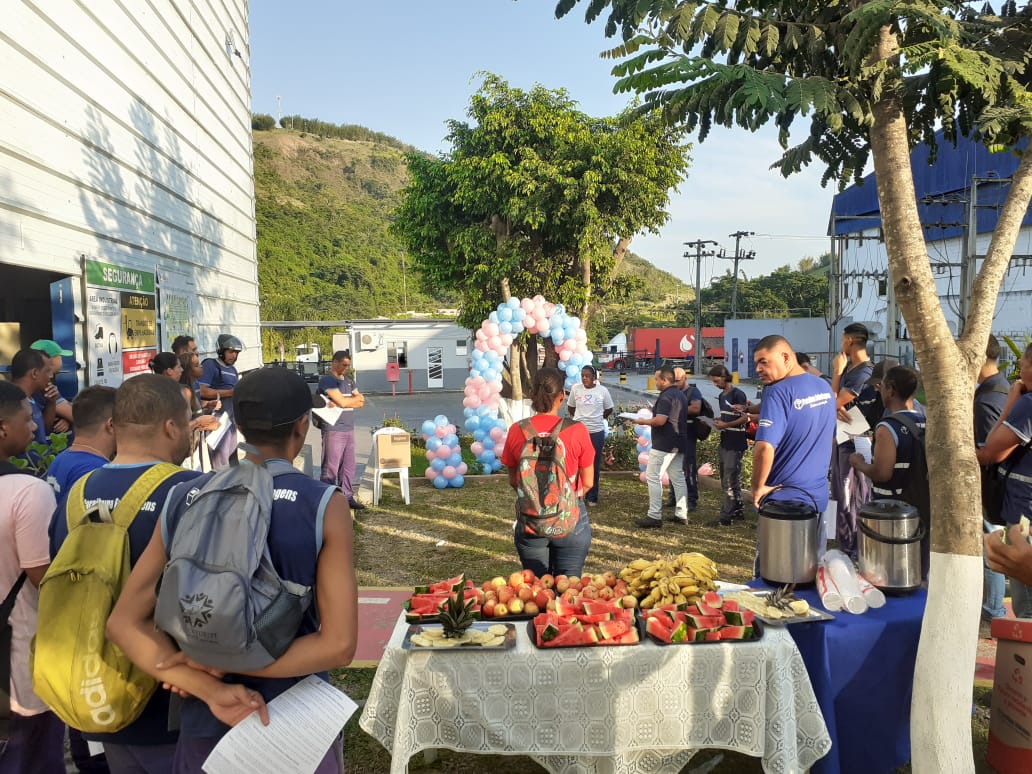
[338,471,995,773]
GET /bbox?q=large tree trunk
[866,25,1032,774]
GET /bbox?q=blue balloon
[447,452,463,467]
[431,457,446,472]
[480,450,497,464]
[434,414,448,426]
[472,429,485,441]
[433,475,449,489]
[426,437,442,452]
[421,420,436,437]
[507,296,520,308]
[482,369,497,382]
[472,349,484,360]
[499,321,512,334]
[465,416,481,430]
[566,365,580,378]
[442,433,458,447]
[463,407,474,418]
[449,476,465,488]
[498,307,512,322]
[489,311,499,324]
[491,460,503,472]
[514,308,526,321]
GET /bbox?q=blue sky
[248,0,837,286]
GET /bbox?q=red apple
[580,585,598,600]
[490,576,507,589]
[484,589,498,602]
[518,586,534,602]
[620,595,638,609]
[546,599,557,612]
[592,574,607,589]
[540,574,555,589]
[483,599,497,617]
[509,571,526,588]
[482,580,495,592]
[524,601,540,615]
[534,590,550,608]
[597,586,614,601]
[508,598,524,614]
[494,602,509,617]
[522,569,536,584]
[603,571,617,587]
[498,587,514,604]
[581,574,594,589]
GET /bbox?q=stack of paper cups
[823,549,868,614]
[856,573,887,608]
[815,565,843,611]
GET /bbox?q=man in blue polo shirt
[317,351,366,511]
[46,386,116,498]
[752,335,836,560]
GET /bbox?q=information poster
[158,269,198,348]
[84,259,156,385]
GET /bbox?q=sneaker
[635,517,663,529]
[705,518,733,527]
[663,513,685,523]
[348,499,367,512]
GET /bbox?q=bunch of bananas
[618,552,719,609]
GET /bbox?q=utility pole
[684,239,719,378]
[276,96,282,127]
[958,177,978,332]
[722,230,755,319]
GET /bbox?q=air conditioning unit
[358,333,382,351]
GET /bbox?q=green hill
[253,128,692,344]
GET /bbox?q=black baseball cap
[234,367,320,430]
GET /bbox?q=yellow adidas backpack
[31,463,179,733]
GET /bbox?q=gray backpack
[154,461,313,672]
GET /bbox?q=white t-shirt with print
[567,383,614,434]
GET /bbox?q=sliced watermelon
[616,629,640,644]
[539,623,561,642]
[702,591,723,609]
[646,617,672,643]
[719,625,752,640]
[579,612,614,624]
[684,604,700,615]
[704,630,722,641]
[581,627,600,645]
[723,609,756,626]
[697,601,720,617]
[543,626,584,647]
[555,599,582,617]
[582,601,621,616]
[721,599,740,613]
[597,620,631,640]
[669,622,689,643]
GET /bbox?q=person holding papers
[829,323,875,559]
[705,365,749,527]
[849,365,930,576]
[317,352,366,512]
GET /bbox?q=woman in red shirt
[501,367,594,577]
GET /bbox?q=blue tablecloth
[756,585,927,774]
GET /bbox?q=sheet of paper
[697,416,717,428]
[205,411,232,450]
[618,412,640,420]
[312,405,344,426]
[851,435,873,464]
[835,406,870,445]
[203,675,357,774]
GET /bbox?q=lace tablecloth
[359,615,831,774]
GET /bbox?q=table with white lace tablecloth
[359,614,831,774]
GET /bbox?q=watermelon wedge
[646,617,672,643]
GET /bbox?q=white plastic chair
[371,428,410,506]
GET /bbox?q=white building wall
[837,225,1032,363]
[0,0,260,369]
[725,318,830,376]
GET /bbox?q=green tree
[393,74,691,399]
[556,1,1032,767]
[251,113,276,131]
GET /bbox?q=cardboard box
[376,431,411,468]
[988,618,1032,774]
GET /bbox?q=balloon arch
[463,294,593,472]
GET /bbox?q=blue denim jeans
[513,504,592,578]
[983,519,1008,620]
[586,430,605,503]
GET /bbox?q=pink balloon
[435,426,447,438]
[558,349,571,362]
[536,320,549,335]
[638,452,649,465]
[574,329,587,342]
[661,473,670,486]
[639,472,647,483]
[637,436,649,447]
[426,449,436,462]
[490,426,504,441]
[458,462,468,475]
[488,335,502,350]
[467,395,481,407]
[476,328,487,340]
[442,465,457,480]
[446,424,456,435]
[521,298,534,311]
[436,445,451,460]
[486,322,500,337]
[533,294,545,305]
[425,468,438,481]
[471,376,485,387]
[471,441,484,456]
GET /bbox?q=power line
[722,230,756,319]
